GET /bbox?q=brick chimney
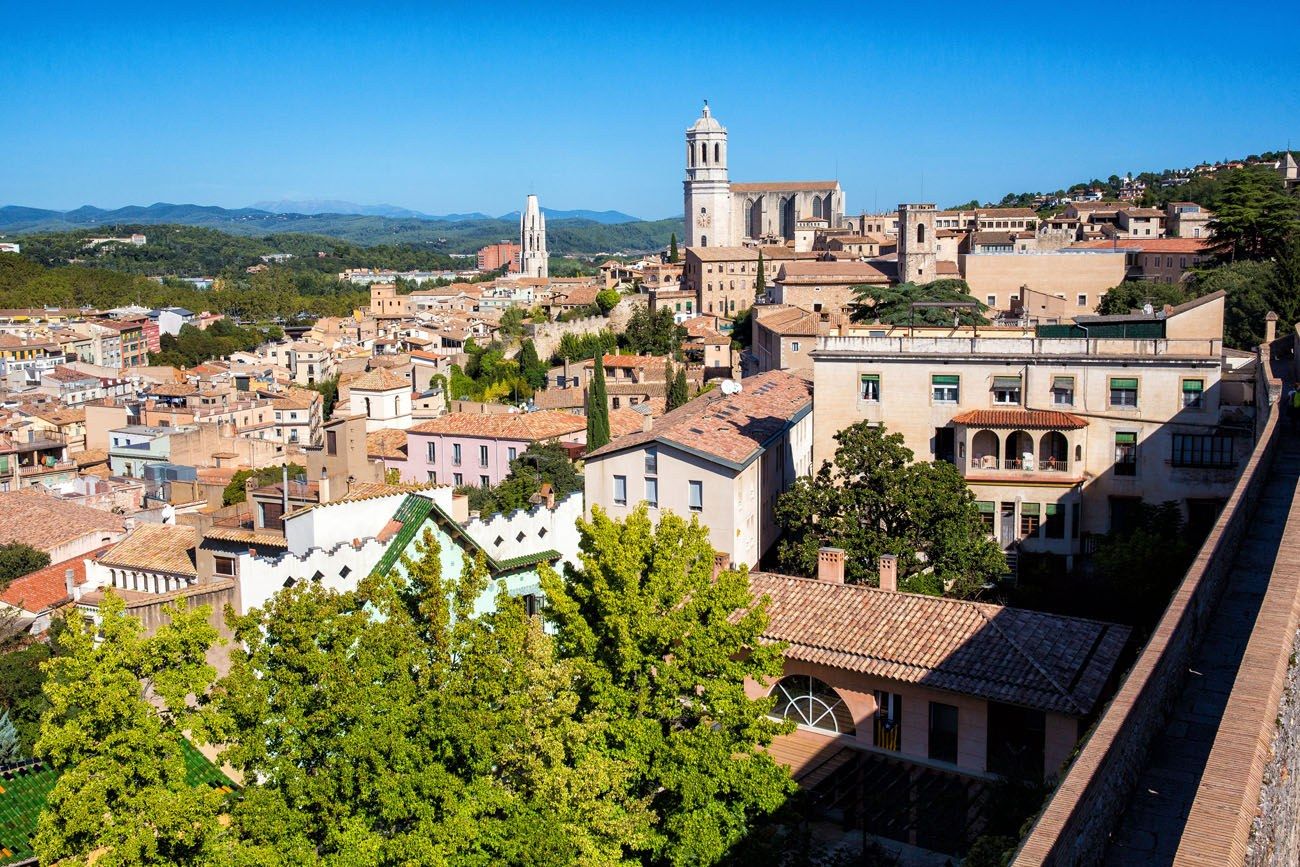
[817,547,845,584]
[712,551,731,577]
[1266,310,1279,344]
[878,554,898,592]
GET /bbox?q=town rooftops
[97,524,198,578]
[748,571,1131,716]
[0,489,125,551]
[408,410,588,442]
[756,306,826,336]
[0,550,97,614]
[366,428,409,460]
[687,245,797,262]
[585,369,812,469]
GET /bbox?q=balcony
[954,409,1088,484]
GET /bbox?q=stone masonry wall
[528,299,635,359]
[1248,626,1300,867]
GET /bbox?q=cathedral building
[519,194,548,279]
[683,103,845,248]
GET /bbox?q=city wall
[528,299,636,359]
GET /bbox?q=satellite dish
[719,379,742,395]
[1142,303,1154,315]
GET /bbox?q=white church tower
[519,194,548,278]
[683,102,731,248]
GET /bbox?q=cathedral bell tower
[683,102,732,248]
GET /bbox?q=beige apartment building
[769,260,891,315]
[811,292,1250,567]
[682,245,798,319]
[584,370,812,568]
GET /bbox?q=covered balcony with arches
[951,409,1088,481]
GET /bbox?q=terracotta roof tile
[748,572,1130,716]
[349,368,410,392]
[0,489,126,552]
[408,410,587,442]
[0,550,101,613]
[366,429,409,459]
[97,524,197,577]
[951,409,1088,430]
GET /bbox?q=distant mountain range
[0,202,678,255]
[249,199,642,224]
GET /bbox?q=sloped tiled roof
[748,572,1130,716]
[408,410,587,442]
[97,524,197,577]
[951,409,1087,430]
[586,370,811,468]
[0,489,126,552]
[731,180,838,193]
[349,368,409,392]
[366,429,409,459]
[0,549,101,614]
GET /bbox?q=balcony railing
[970,457,1070,473]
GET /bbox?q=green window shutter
[1021,503,1041,516]
[976,501,995,513]
[1045,504,1059,516]
[993,376,1021,387]
[861,374,879,383]
[1115,432,1137,444]
[932,374,960,385]
[1052,376,1074,388]
[1110,378,1138,389]
[1182,379,1204,392]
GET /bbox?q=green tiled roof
[369,494,560,580]
[0,740,234,866]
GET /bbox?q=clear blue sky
[3,1,1296,220]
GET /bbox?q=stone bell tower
[683,102,732,248]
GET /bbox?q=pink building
[401,411,589,487]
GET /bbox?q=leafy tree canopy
[0,542,50,585]
[850,279,990,326]
[1206,167,1300,262]
[460,442,583,518]
[622,304,686,357]
[775,422,1006,597]
[222,462,306,506]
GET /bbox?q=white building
[519,194,549,279]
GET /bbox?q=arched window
[701,235,708,247]
[813,195,823,219]
[689,143,695,167]
[714,142,720,164]
[917,223,926,244]
[770,675,855,734]
[701,144,707,165]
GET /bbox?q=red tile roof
[408,410,587,442]
[951,409,1087,430]
[1073,238,1212,254]
[586,370,811,468]
[730,181,838,193]
[0,550,99,613]
[748,572,1130,716]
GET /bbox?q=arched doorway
[1004,430,1034,469]
[972,430,1000,469]
[1039,431,1069,472]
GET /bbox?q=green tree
[1207,167,1300,262]
[587,355,611,449]
[499,305,528,339]
[308,375,339,418]
[462,442,584,518]
[518,339,547,391]
[850,279,989,326]
[0,709,21,763]
[1093,501,1196,630]
[596,288,621,314]
[669,233,679,263]
[211,531,647,864]
[0,542,50,585]
[34,593,224,866]
[667,364,690,411]
[0,640,54,753]
[775,422,1006,597]
[755,250,765,300]
[623,304,686,357]
[222,462,306,506]
[539,505,795,866]
[1094,279,1191,315]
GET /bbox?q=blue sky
[2,1,1296,220]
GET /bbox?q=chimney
[712,551,731,577]
[64,568,77,602]
[123,517,136,532]
[1265,310,1279,344]
[318,468,331,504]
[878,554,898,592]
[641,413,653,433]
[817,547,845,584]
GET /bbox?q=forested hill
[0,203,680,254]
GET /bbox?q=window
[1077,294,1087,307]
[645,447,658,474]
[1044,503,1065,538]
[507,447,517,462]
[1051,376,1075,406]
[689,480,703,511]
[480,475,490,488]
[1172,434,1235,468]
[932,374,959,403]
[992,375,1021,405]
[645,477,659,508]
[860,374,880,401]
[791,341,800,352]
[928,702,959,764]
[1182,378,1204,408]
[976,501,995,534]
[613,475,627,505]
[213,556,237,577]
[874,690,902,751]
[452,443,462,465]
[325,430,338,455]
[1114,432,1138,476]
[427,471,436,482]
[987,294,997,307]
[612,397,621,409]
[479,445,489,467]
[770,675,856,734]
[426,441,436,462]
[453,472,463,486]
[1020,503,1041,537]
[1109,377,1138,408]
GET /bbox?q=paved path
[1103,433,1300,865]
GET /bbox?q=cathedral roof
[688,103,725,133]
[731,180,840,193]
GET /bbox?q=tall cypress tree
[669,233,679,263]
[587,354,611,449]
[669,366,690,411]
[755,250,766,300]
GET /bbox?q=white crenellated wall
[237,535,391,615]
[461,492,583,574]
